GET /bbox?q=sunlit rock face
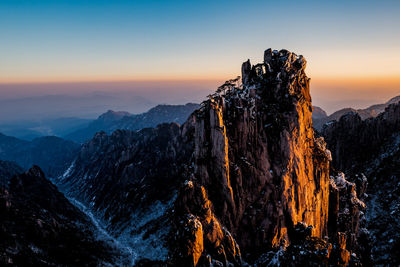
[174,49,331,262]
[59,49,336,265]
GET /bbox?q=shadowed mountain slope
[0,166,128,266]
[59,49,365,266]
[0,134,80,178]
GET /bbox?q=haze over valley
[0,1,399,266]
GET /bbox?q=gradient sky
[0,0,399,114]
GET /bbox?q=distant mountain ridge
[65,103,200,143]
[1,46,398,266]
[0,92,156,124]
[311,106,328,120]
[58,48,363,266]
[0,133,80,177]
[0,103,200,177]
[0,117,92,140]
[313,95,400,130]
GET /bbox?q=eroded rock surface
[322,102,400,174]
[58,49,368,266]
[175,49,331,263]
[322,102,400,265]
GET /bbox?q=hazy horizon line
[1,74,400,85]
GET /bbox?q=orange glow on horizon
[312,76,400,89]
[0,75,229,85]
[1,75,399,87]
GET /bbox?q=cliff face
[173,49,331,263]
[58,49,366,266]
[322,102,400,265]
[365,133,400,265]
[58,124,191,262]
[322,102,400,174]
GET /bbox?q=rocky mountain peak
[387,95,400,104]
[241,49,309,100]
[312,106,328,120]
[57,49,367,266]
[98,110,131,122]
[320,101,400,265]
[25,165,45,179]
[174,48,331,264]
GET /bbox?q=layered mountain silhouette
[65,103,200,143]
[0,134,80,178]
[0,117,91,141]
[0,49,399,266]
[0,104,199,178]
[0,103,199,142]
[313,95,400,131]
[56,49,370,266]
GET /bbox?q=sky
[0,0,399,118]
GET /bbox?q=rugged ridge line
[322,102,400,173]
[58,49,363,266]
[172,49,332,265]
[322,102,400,265]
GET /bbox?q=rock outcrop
[58,124,190,262]
[58,49,368,266]
[322,101,400,265]
[364,133,400,265]
[174,49,331,263]
[328,172,367,263]
[322,102,400,174]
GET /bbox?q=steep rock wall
[59,49,353,266]
[322,102,400,174]
[176,49,331,261]
[322,102,400,265]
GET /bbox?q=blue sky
[0,0,399,113]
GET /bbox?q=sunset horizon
[1,73,398,115]
[1,0,399,116]
[1,1,400,266]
